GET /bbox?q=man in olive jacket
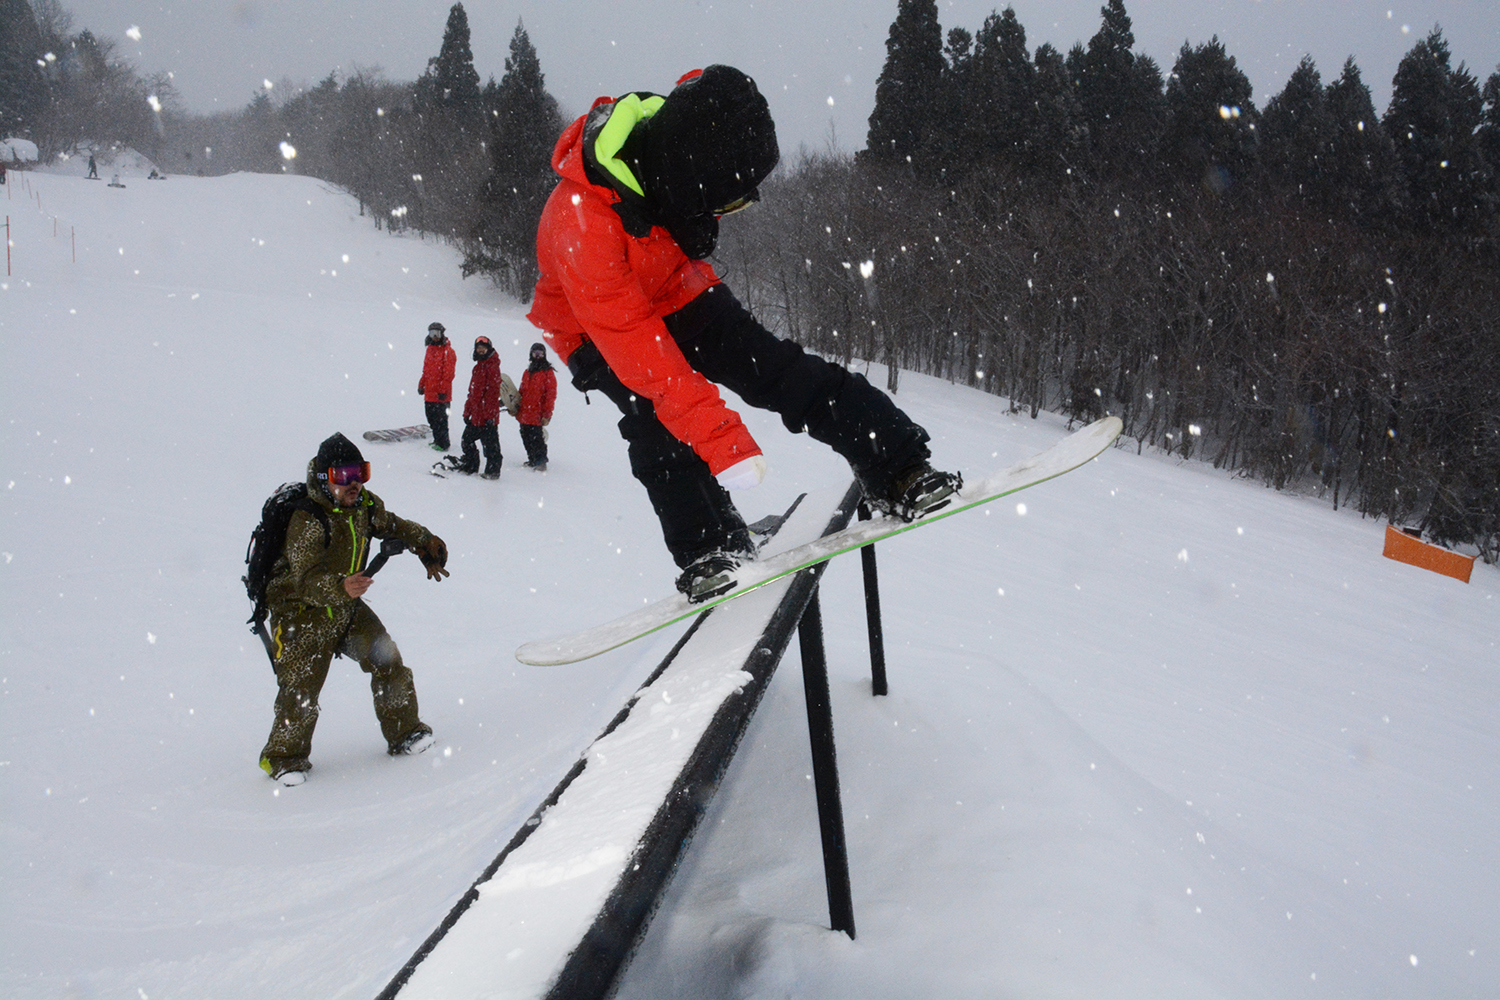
[259,433,450,785]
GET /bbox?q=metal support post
[797,587,856,938]
[857,502,888,696]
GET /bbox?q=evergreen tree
[1480,68,1500,220]
[936,27,973,169]
[966,7,1036,172]
[279,71,343,179]
[0,0,48,138]
[240,89,285,173]
[409,2,488,235]
[1161,37,1257,194]
[1031,42,1085,180]
[1260,56,1330,199]
[1323,58,1400,222]
[863,0,946,177]
[1072,0,1165,181]
[1384,28,1488,232]
[417,2,482,113]
[464,20,564,299]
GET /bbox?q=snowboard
[363,425,432,443]
[516,416,1123,665]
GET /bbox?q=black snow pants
[568,284,930,569]
[459,420,501,476]
[425,400,451,450]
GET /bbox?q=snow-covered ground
[1,167,1496,999]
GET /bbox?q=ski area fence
[377,482,893,1000]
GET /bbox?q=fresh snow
[1,168,1496,999]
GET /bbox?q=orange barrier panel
[1382,525,1475,584]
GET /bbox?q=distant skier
[527,65,961,601]
[258,433,449,786]
[86,154,98,179]
[517,342,557,471]
[456,336,503,478]
[418,322,457,451]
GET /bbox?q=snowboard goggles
[324,463,371,486]
[714,190,759,217]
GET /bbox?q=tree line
[3,0,1496,558]
[716,0,1499,562]
[2,1,560,297]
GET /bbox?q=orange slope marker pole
[1382,525,1476,583]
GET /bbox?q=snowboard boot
[675,552,744,604]
[675,544,756,604]
[389,724,435,756]
[864,462,964,522]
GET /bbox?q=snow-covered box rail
[378,489,856,1000]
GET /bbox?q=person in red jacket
[528,65,961,601]
[417,322,457,451]
[517,342,558,471]
[456,336,504,479]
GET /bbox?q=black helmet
[426,321,447,346]
[633,65,779,259]
[530,342,546,357]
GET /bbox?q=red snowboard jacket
[517,367,557,426]
[526,93,760,477]
[418,342,457,403]
[463,351,503,425]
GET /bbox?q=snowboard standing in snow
[363,425,432,443]
[517,417,1123,665]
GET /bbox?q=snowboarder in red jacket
[518,342,558,471]
[418,322,457,450]
[527,65,960,601]
[457,336,504,478]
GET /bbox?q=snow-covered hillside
[1,169,1496,999]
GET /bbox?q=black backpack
[243,482,330,630]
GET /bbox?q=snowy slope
[2,170,1496,999]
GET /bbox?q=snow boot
[389,724,435,756]
[260,755,310,786]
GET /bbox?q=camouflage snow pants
[259,600,424,771]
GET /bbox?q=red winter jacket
[517,367,557,426]
[418,342,457,403]
[527,95,760,477]
[463,351,503,425]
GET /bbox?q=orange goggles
[325,463,371,486]
[714,191,759,217]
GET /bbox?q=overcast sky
[55,0,1499,156]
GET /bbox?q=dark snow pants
[519,423,548,466]
[459,420,501,475]
[260,601,424,770]
[425,400,451,450]
[568,284,931,568]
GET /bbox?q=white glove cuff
[716,455,766,491]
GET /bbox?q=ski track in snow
[1,167,1496,999]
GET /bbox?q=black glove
[420,534,449,581]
